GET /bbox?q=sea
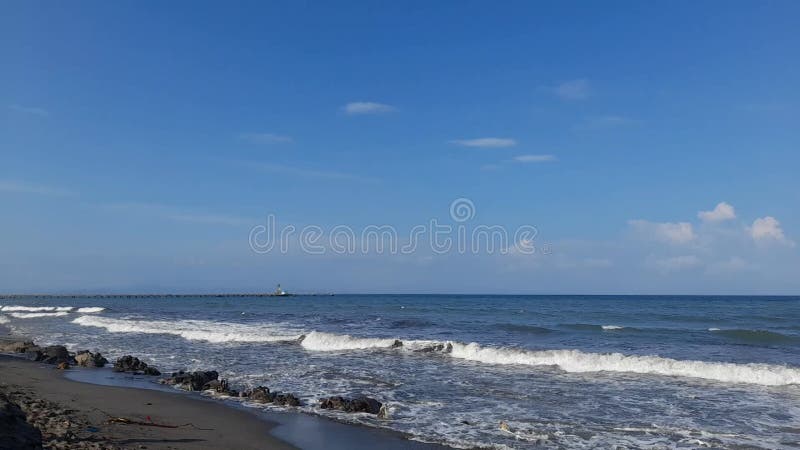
[1,295,799,449]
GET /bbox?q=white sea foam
[446,342,800,386]
[0,315,9,324]
[9,312,70,318]
[76,307,105,313]
[601,325,624,330]
[300,331,401,351]
[1,305,74,312]
[72,316,303,343]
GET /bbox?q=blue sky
[1,1,799,294]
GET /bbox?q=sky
[1,1,799,294]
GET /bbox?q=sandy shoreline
[1,354,296,449]
[0,329,448,450]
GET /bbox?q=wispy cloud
[8,104,49,116]
[0,180,75,197]
[342,101,396,115]
[450,138,517,148]
[238,133,293,144]
[243,161,379,183]
[629,220,696,245]
[550,79,590,100]
[512,154,557,163]
[104,202,251,226]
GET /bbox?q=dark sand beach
[0,330,446,450]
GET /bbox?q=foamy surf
[0,315,9,324]
[446,342,800,386]
[76,307,105,313]
[1,305,74,312]
[72,315,303,343]
[300,331,402,351]
[9,312,71,318]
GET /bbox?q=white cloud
[698,202,736,222]
[651,255,700,273]
[513,154,557,163]
[629,220,696,244]
[8,104,49,116]
[342,101,396,115]
[450,138,517,148]
[0,180,74,197]
[749,216,794,246]
[553,79,590,100]
[238,133,293,144]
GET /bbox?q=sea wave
[300,331,402,351]
[1,305,74,312]
[0,315,9,324]
[76,307,106,313]
[72,316,303,343]
[9,312,71,318]
[70,316,800,385]
[601,325,624,330]
[561,323,634,332]
[709,328,797,344]
[446,342,800,386]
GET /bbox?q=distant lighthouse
[274,284,287,296]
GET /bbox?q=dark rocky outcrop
[113,355,161,375]
[0,392,43,450]
[273,393,301,407]
[241,386,301,406]
[159,370,218,391]
[40,346,71,365]
[203,379,239,397]
[243,386,274,403]
[74,350,108,368]
[319,396,385,416]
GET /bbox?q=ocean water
[2,295,800,449]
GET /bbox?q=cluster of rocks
[1,387,113,450]
[0,341,109,370]
[111,355,160,376]
[159,370,220,391]
[319,395,387,418]
[2,341,388,420]
[241,386,301,407]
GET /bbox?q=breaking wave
[69,316,800,386]
[1,305,74,312]
[9,312,71,318]
[76,307,105,313]
[0,315,9,324]
[300,331,402,351]
[446,342,800,386]
[72,316,303,344]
